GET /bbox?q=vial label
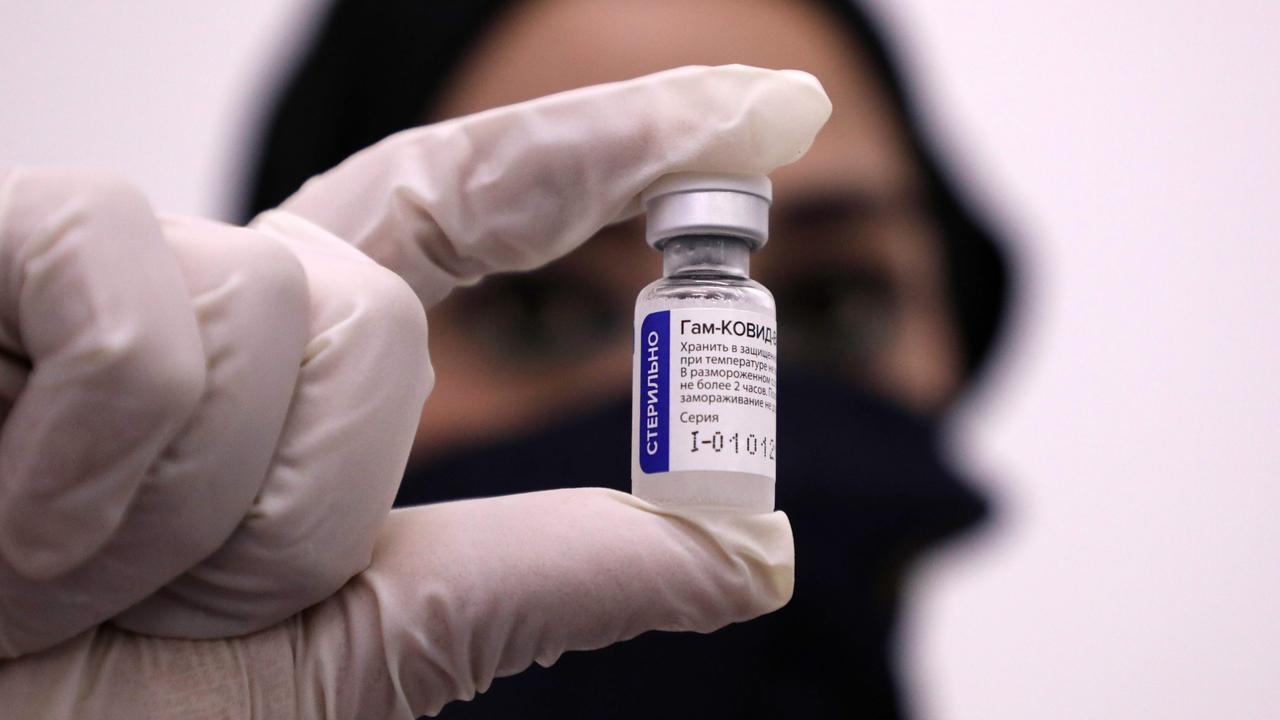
[635,307,777,479]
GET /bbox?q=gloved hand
[0,65,831,718]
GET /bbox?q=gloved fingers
[98,216,313,640]
[267,64,831,308]
[0,215,311,659]
[0,168,205,581]
[118,211,432,639]
[0,622,301,718]
[292,488,794,719]
[0,495,788,719]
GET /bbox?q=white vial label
[635,307,777,479]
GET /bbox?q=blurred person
[0,43,828,720]
[243,0,1011,717]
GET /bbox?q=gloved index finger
[0,168,205,581]
[265,64,832,308]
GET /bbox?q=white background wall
[0,1,316,217]
[864,3,1280,718]
[2,2,1277,718]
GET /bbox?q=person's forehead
[432,0,919,195]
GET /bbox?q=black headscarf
[239,0,1011,386]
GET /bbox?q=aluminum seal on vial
[641,173,772,250]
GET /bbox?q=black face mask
[397,372,988,719]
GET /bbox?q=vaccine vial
[631,173,777,513]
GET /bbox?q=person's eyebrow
[776,188,920,227]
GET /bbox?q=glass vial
[631,173,777,513]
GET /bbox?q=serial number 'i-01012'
[689,431,776,459]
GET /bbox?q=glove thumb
[292,488,793,718]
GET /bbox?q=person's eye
[457,273,626,363]
[773,269,900,375]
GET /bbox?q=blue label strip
[639,310,669,473]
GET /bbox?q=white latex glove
[0,65,830,718]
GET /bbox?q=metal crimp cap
[641,172,772,250]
